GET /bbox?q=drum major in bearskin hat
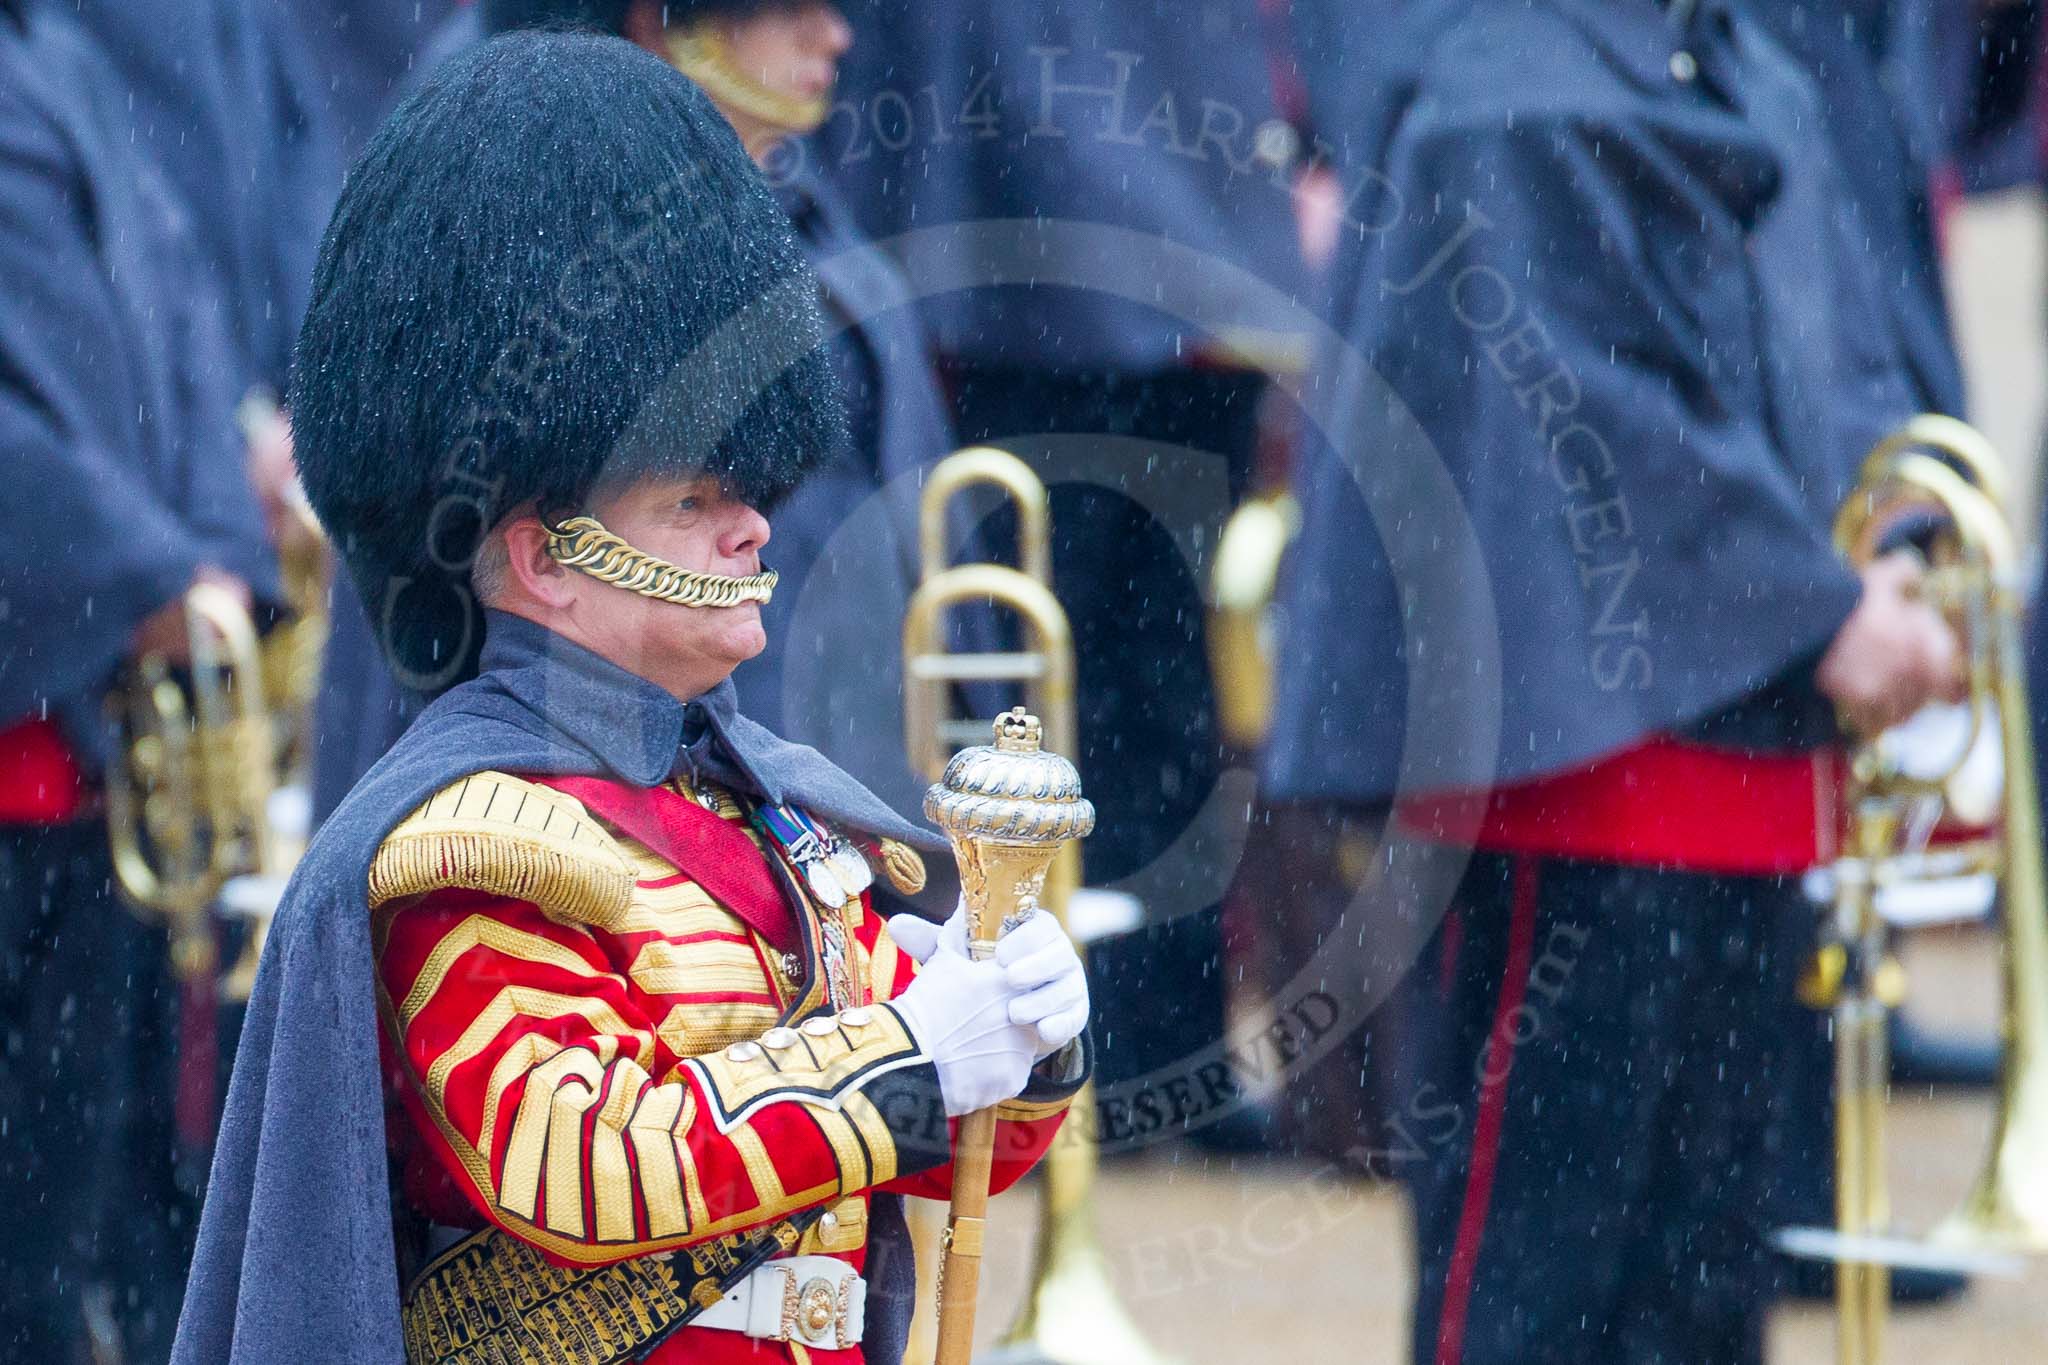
[290,26,843,690]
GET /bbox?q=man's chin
[721,615,768,663]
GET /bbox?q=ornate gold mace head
[923,708,1094,957]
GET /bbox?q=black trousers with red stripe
[1405,852,1826,1365]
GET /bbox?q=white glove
[995,911,1090,1059]
[885,903,967,964]
[889,946,1039,1116]
[892,903,1090,1061]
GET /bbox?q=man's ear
[501,515,577,609]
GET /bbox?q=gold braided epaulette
[368,772,636,930]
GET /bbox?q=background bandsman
[1265,2,1965,1360]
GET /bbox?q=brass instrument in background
[1784,417,2048,1365]
[104,580,275,982]
[218,483,330,1001]
[106,396,330,999]
[902,445,1176,1365]
[1206,488,1299,750]
[906,445,1056,772]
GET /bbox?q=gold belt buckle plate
[780,1267,855,1348]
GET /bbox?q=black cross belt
[399,1210,824,1365]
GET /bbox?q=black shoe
[1779,1254,1974,1306]
[1889,1012,2001,1089]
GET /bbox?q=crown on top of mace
[923,708,1095,846]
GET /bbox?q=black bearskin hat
[478,0,781,37]
[290,31,841,692]
[478,0,631,33]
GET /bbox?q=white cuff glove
[889,946,1039,1117]
[890,902,1090,1064]
[993,911,1089,1059]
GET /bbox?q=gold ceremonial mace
[923,708,1095,1365]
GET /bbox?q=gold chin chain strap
[664,24,830,137]
[545,515,778,608]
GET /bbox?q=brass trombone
[902,445,1174,1365]
[906,446,1057,772]
[1789,416,2048,1364]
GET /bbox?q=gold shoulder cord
[545,516,778,609]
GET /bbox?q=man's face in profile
[560,474,774,690]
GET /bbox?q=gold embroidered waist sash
[399,1214,814,1365]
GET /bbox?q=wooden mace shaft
[931,832,1052,1365]
[933,1105,999,1365]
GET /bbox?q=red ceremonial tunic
[371,771,1073,1364]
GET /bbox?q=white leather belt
[687,1255,866,1350]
